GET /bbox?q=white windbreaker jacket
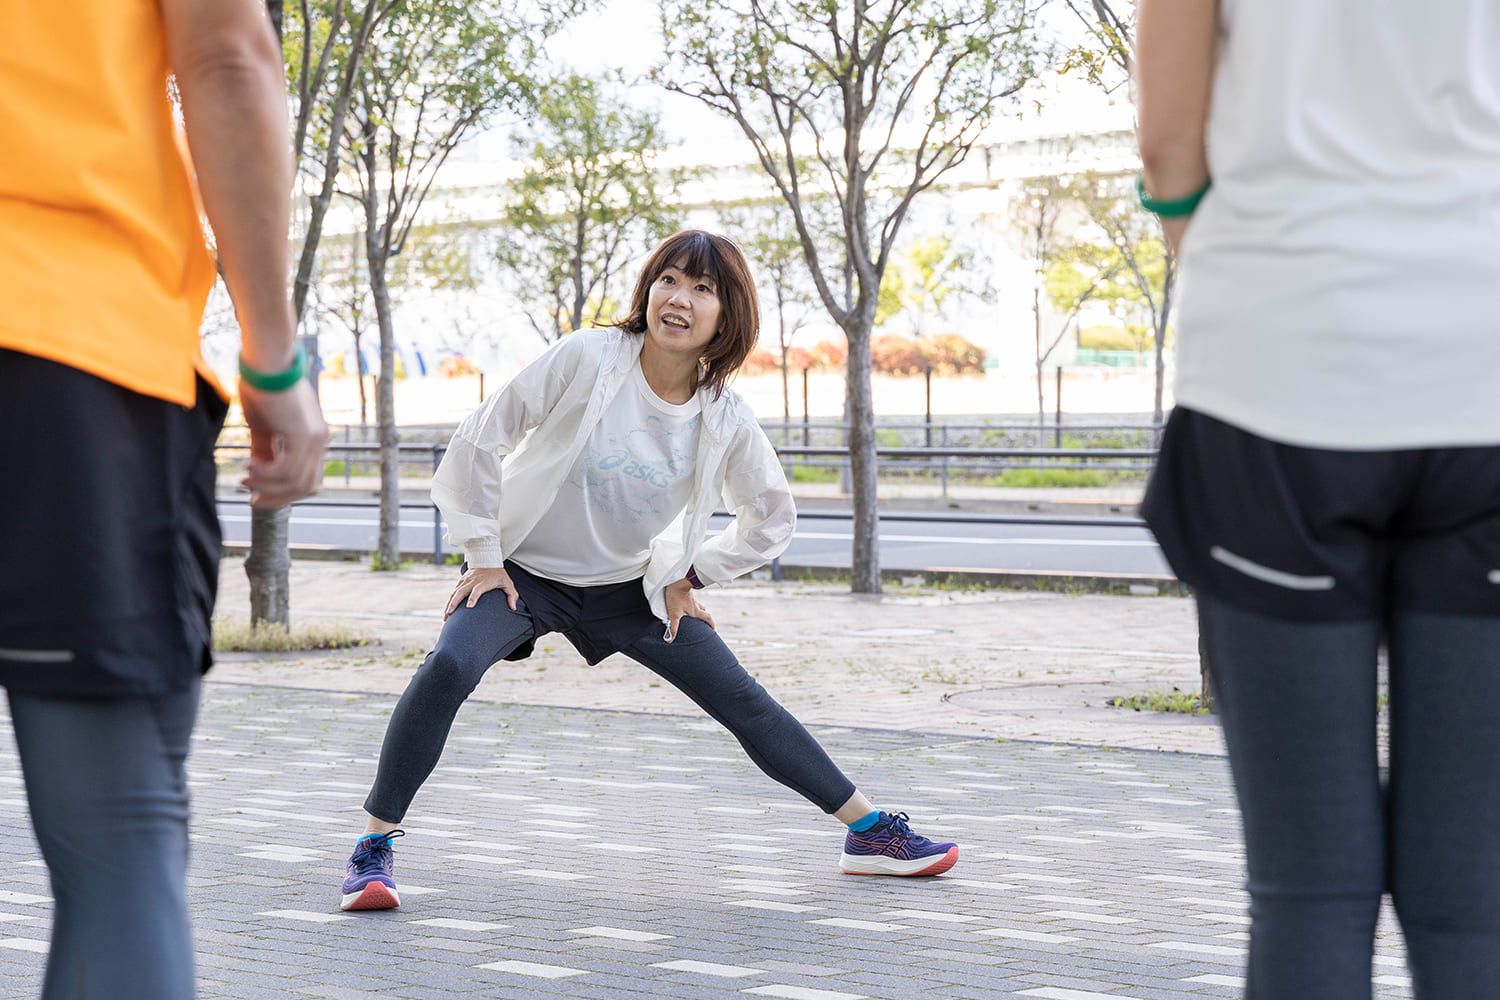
[430,328,796,625]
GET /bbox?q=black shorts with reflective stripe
[1142,407,1500,621]
[0,349,227,697]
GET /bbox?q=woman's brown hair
[614,230,759,399]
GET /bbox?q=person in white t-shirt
[335,231,962,913]
[1136,1,1500,995]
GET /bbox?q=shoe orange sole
[841,846,959,877]
[342,882,400,910]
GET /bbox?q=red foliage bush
[740,348,782,375]
[872,333,925,375]
[921,332,986,376]
[438,354,480,378]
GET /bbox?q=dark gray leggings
[1199,596,1500,999]
[365,591,856,821]
[7,682,200,1000]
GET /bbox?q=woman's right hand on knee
[445,567,519,619]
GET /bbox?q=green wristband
[239,344,307,392]
[1136,175,1211,218]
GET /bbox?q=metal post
[431,445,442,565]
[940,425,949,498]
[343,424,351,486]
[771,555,782,582]
[1054,366,1063,449]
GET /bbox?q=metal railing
[215,436,1157,567]
[214,492,1149,571]
[214,439,1160,489]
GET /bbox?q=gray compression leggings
[7,682,200,1000]
[365,590,856,821]
[1199,596,1500,999]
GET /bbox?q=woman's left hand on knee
[665,578,715,642]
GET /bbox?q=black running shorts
[1142,408,1500,621]
[0,349,227,697]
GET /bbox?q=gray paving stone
[0,684,1415,999]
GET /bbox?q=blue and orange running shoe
[340,829,405,911]
[839,812,959,877]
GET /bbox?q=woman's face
[644,261,721,360]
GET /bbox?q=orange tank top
[0,1,222,406]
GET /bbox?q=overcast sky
[457,0,1104,167]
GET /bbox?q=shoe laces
[350,829,404,877]
[881,811,931,847]
[882,811,914,838]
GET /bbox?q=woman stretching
[338,230,958,911]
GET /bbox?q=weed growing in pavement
[1106,688,1210,715]
[212,619,370,653]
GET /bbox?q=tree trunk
[777,290,791,446]
[1198,625,1216,713]
[1034,285,1046,446]
[368,249,401,570]
[844,322,880,594]
[353,330,369,427]
[245,0,290,627]
[245,507,291,626]
[780,355,791,447]
[1153,258,1177,438]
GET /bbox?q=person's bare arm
[161,0,328,507]
[1134,0,1218,252]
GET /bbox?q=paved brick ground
[1,684,1413,999]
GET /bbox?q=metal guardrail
[214,438,1159,502]
[214,493,1148,571]
[216,435,1155,567]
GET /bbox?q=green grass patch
[1107,688,1211,715]
[323,459,348,477]
[212,619,369,653]
[789,464,841,484]
[984,468,1115,488]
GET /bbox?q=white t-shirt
[1172,0,1500,449]
[510,360,701,585]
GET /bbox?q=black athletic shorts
[1142,407,1500,621]
[495,559,661,665]
[0,349,227,697]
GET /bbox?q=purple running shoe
[839,812,959,876]
[340,829,404,911]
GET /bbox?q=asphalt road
[217,498,1173,578]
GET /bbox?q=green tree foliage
[341,0,582,569]
[719,201,819,429]
[1060,173,1177,422]
[657,0,1042,594]
[875,235,975,335]
[497,73,680,343]
[1057,0,1134,93]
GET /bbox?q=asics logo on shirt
[599,451,673,489]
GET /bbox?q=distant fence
[214,432,1161,492]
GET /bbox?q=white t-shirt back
[1172,0,1500,449]
[510,360,701,585]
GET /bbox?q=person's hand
[239,378,330,508]
[445,567,519,620]
[665,578,715,642]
